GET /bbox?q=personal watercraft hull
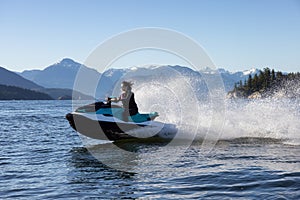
[66,113,137,140]
[66,101,177,141]
[66,112,176,141]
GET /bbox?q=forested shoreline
[228,68,300,99]
[0,84,53,100]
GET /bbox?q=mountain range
[1,58,261,100]
[20,58,100,89]
[0,66,43,90]
[19,58,260,91]
[0,60,93,100]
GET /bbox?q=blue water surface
[0,100,299,199]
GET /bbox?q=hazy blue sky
[1,0,299,72]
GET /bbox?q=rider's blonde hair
[122,81,133,91]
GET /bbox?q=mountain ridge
[20,58,89,88]
[0,66,43,90]
[19,58,261,91]
[0,63,93,100]
[3,58,273,100]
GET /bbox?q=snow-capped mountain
[214,68,259,91]
[20,58,98,89]
[242,68,260,76]
[102,68,128,83]
[19,58,262,99]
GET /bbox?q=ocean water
[0,100,299,199]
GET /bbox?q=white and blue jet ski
[66,101,177,141]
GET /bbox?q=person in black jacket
[109,81,139,121]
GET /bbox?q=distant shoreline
[227,68,300,99]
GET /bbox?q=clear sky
[0,0,299,72]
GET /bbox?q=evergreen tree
[264,67,271,89]
[239,80,243,88]
[277,71,283,81]
[271,69,276,83]
[228,68,300,98]
[247,74,253,94]
[253,74,259,91]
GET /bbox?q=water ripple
[0,101,299,199]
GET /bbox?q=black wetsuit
[121,92,138,121]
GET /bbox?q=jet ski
[66,101,178,141]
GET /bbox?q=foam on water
[134,75,201,142]
[222,98,300,145]
[131,75,300,145]
[88,65,300,146]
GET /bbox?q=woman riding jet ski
[66,81,177,141]
[108,81,141,122]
